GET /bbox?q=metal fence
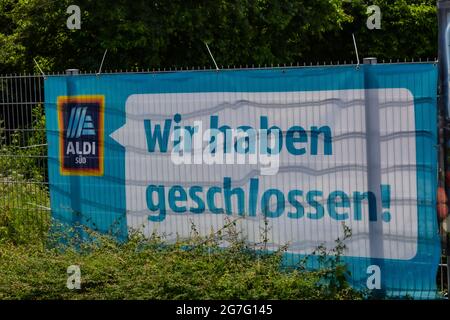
[0,62,447,297]
[0,73,49,244]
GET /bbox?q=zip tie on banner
[204,42,220,71]
[18,143,48,149]
[26,203,51,211]
[352,33,360,69]
[97,49,108,76]
[33,58,47,79]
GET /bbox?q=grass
[0,223,363,300]
[0,175,50,245]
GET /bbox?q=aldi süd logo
[58,96,104,176]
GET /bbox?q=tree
[334,0,437,62]
[0,0,439,73]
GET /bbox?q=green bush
[0,222,363,300]
[0,104,48,182]
[0,176,50,245]
[0,104,50,245]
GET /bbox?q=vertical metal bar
[1,77,5,144]
[65,69,82,241]
[0,77,4,222]
[363,57,385,296]
[438,0,450,296]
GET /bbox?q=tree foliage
[0,0,438,73]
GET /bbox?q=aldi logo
[66,106,96,139]
[58,95,104,176]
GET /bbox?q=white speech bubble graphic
[110,89,417,260]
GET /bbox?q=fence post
[438,0,450,295]
[65,68,82,241]
[66,69,79,76]
[363,57,385,296]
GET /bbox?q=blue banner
[45,64,440,298]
